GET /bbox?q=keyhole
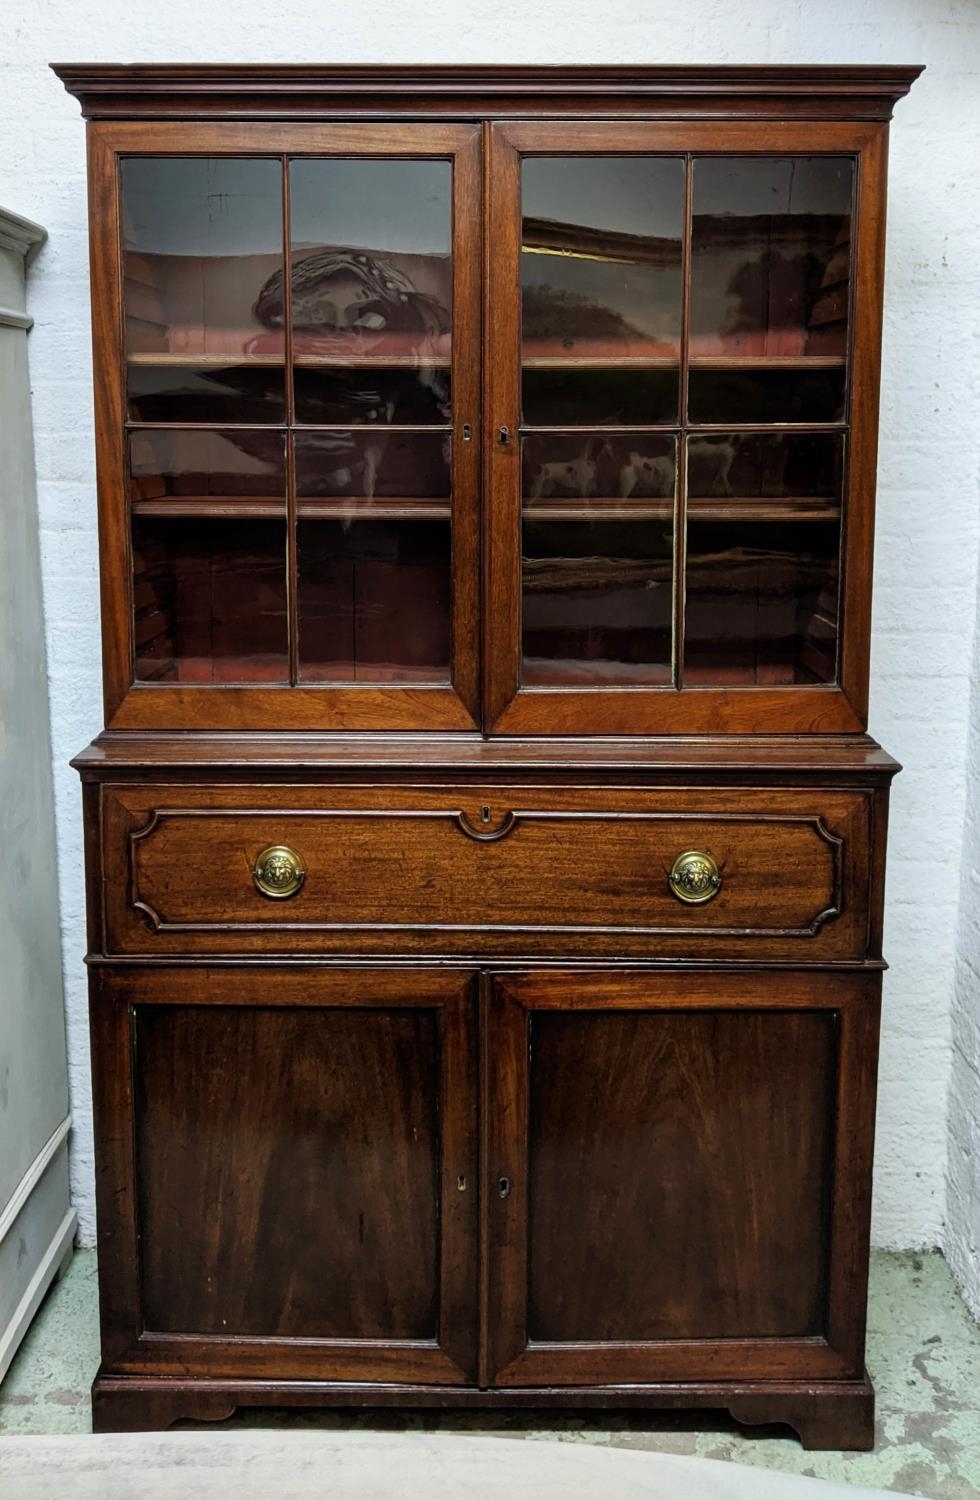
[498,1176,511,1199]
[481,805,491,825]
[457,1174,467,1193]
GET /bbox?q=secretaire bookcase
[55,63,920,1446]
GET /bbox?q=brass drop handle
[668,850,721,905]
[253,844,306,899]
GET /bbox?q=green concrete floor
[1,1249,978,1499]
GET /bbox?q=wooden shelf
[294,354,450,370]
[525,499,673,522]
[688,355,846,369]
[298,498,450,520]
[135,494,838,525]
[687,500,842,522]
[132,496,448,521]
[132,497,286,519]
[135,656,289,685]
[127,353,451,371]
[299,662,449,685]
[523,355,679,370]
[127,353,284,368]
[522,657,673,687]
[521,355,844,371]
[524,497,841,523]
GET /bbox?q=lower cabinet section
[89,964,880,1447]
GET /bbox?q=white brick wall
[0,0,977,1304]
[947,591,980,1319]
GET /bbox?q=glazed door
[91,968,478,1383]
[485,120,886,734]
[91,122,481,730]
[485,970,879,1386]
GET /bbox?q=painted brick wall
[0,0,977,1296]
[948,580,980,1320]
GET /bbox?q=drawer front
[100,784,873,960]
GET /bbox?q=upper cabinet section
[54,66,921,735]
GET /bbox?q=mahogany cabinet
[57,63,919,1446]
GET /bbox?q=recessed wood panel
[135,1003,441,1339]
[526,1007,836,1341]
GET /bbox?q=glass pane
[522,367,677,428]
[522,519,674,686]
[294,365,450,426]
[519,158,682,690]
[129,429,285,516]
[523,434,675,514]
[521,433,675,686]
[687,432,844,518]
[132,517,288,683]
[690,156,853,359]
[287,159,452,368]
[294,431,450,506]
[521,157,684,363]
[121,158,284,421]
[688,366,846,425]
[684,518,839,685]
[297,520,450,683]
[286,161,455,689]
[121,154,462,704]
[128,364,284,425]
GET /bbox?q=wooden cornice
[51,63,924,123]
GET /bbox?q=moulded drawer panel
[99,783,873,960]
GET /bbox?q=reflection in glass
[121,158,284,362]
[523,434,675,508]
[294,432,450,504]
[294,365,450,426]
[517,159,681,689]
[685,519,839,685]
[132,518,288,683]
[687,432,844,512]
[282,160,452,365]
[129,429,286,513]
[522,519,673,686]
[297,520,451,683]
[521,157,684,365]
[690,156,853,358]
[127,364,285,425]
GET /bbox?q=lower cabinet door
[91,967,478,1383]
[486,969,880,1388]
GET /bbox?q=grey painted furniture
[0,205,76,1381]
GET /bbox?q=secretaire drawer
[98,784,874,960]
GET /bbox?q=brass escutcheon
[253,845,306,899]
[668,850,721,905]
